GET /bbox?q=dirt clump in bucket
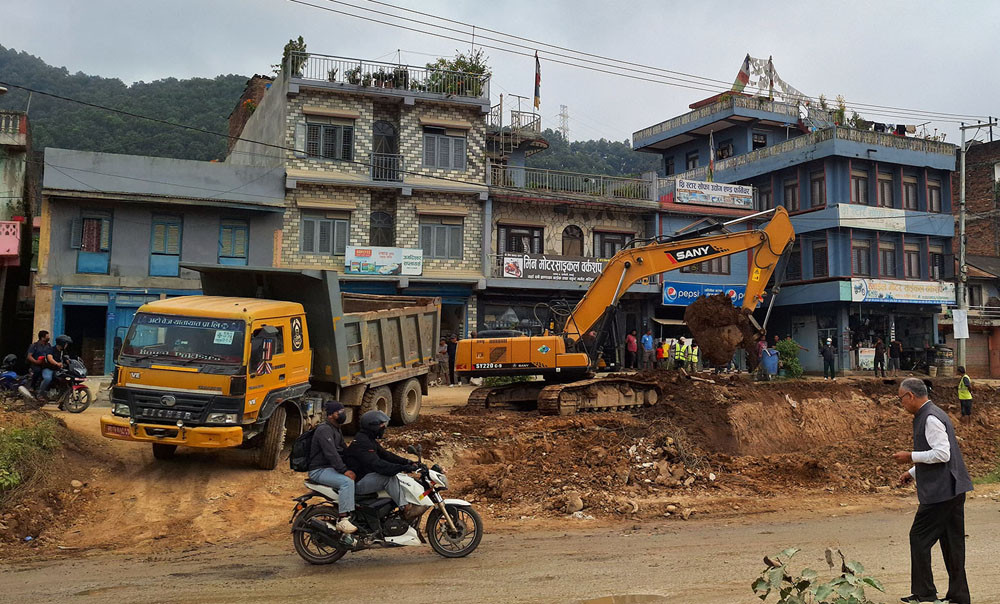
[684,294,759,366]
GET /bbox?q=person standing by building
[655,339,665,369]
[893,377,972,604]
[624,330,638,370]
[640,329,654,370]
[445,334,458,387]
[820,337,836,380]
[889,338,903,377]
[435,337,450,386]
[673,337,689,371]
[873,338,887,378]
[957,366,973,426]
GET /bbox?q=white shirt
[907,401,951,479]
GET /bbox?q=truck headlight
[112,403,131,417]
[206,413,239,424]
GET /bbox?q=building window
[929,246,945,280]
[301,214,349,256]
[810,172,826,207]
[150,215,182,277]
[423,128,467,170]
[752,132,767,150]
[878,243,896,278]
[717,141,734,160]
[499,224,543,254]
[369,211,395,247]
[306,122,354,160]
[663,157,675,176]
[851,171,869,205]
[928,181,942,212]
[903,178,918,210]
[783,179,799,211]
[904,246,921,279]
[594,231,631,258]
[785,245,802,281]
[852,241,871,276]
[72,213,112,274]
[420,216,464,259]
[758,186,773,210]
[685,151,699,170]
[562,225,583,256]
[681,255,730,275]
[877,176,894,207]
[969,284,984,307]
[812,240,828,278]
[219,219,249,266]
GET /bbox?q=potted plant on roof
[392,66,410,89]
[372,68,393,88]
[345,65,363,85]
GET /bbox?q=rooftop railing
[489,162,654,201]
[287,52,490,101]
[632,95,800,146]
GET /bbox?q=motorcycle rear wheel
[293,505,349,565]
[64,387,92,413]
[426,505,483,558]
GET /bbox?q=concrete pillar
[508,148,527,188]
[837,304,851,373]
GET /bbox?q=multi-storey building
[0,109,34,355]
[634,92,957,373]
[35,148,284,374]
[228,52,490,337]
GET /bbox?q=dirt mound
[684,294,758,366]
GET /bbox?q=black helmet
[2,353,16,369]
[55,334,72,348]
[359,410,390,438]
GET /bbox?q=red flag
[533,51,541,109]
[732,54,751,92]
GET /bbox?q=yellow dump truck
[100,266,440,469]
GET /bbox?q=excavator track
[466,381,550,410]
[536,377,660,416]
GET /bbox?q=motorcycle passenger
[38,335,71,402]
[307,400,358,534]
[345,410,428,521]
[26,330,51,390]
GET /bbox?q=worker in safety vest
[957,365,973,426]
[689,344,700,370]
[673,337,689,370]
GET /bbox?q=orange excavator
[455,206,796,415]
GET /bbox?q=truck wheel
[255,406,287,470]
[152,443,177,460]
[391,379,422,425]
[360,386,393,418]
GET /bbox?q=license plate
[105,424,131,437]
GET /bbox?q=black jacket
[344,430,412,479]
[820,345,836,362]
[308,422,348,474]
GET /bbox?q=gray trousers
[355,473,408,507]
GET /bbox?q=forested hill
[526,129,661,177]
[0,45,248,161]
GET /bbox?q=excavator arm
[562,206,795,344]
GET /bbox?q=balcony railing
[1,221,21,264]
[287,52,490,101]
[0,111,27,148]
[489,162,654,201]
[510,111,541,134]
[968,305,1000,319]
[370,153,405,182]
[632,95,801,146]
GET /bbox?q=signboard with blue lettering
[662,282,746,306]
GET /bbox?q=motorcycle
[17,357,92,413]
[289,444,483,564]
[0,354,31,401]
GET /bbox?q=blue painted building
[634,93,957,372]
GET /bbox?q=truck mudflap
[100,415,243,448]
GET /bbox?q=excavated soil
[684,294,759,366]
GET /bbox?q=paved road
[4,497,1000,603]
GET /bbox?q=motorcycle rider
[38,335,71,402]
[307,400,358,534]
[345,410,429,521]
[26,330,51,390]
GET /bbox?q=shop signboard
[346,246,423,276]
[836,205,908,232]
[857,347,875,370]
[674,178,754,210]
[662,281,746,306]
[850,278,955,305]
[500,253,606,281]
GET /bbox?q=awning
[651,318,685,325]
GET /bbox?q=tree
[422,49,490,96]
[274,36,307,76]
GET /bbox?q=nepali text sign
[662,281,746,306]
[674,178,754,210]
[501,253,606,282]
[346,246,423,276]
[850,278,955,305]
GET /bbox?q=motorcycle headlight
[206,413,239,424]
[112,403,131,417]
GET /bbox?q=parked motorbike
[289,444,483,564]
[0,354,31,401]
[17,357,92,413]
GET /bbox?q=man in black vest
[893,377,973,604]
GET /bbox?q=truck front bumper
[100,415,244,448]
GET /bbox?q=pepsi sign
[662,282,746,306]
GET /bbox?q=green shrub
[775,339,804,379]
[482,375,531,387]
[752,547,885,603]
[0,418,59,492]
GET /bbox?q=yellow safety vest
[958,374,972,400]
[678,344,690,361]
[689,347,699,364]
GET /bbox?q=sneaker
[335,516,358,534]
[900,596,939,603]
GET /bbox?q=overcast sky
[4,0,998,144]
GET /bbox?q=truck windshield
[120,313,246,367]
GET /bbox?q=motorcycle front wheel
[426,505,483,558]
[292,505,348,565]
[64,387,92,413]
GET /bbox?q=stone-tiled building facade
[229,53,490,337]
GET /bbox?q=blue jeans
[355,472,409,507]
[38,368,54,395]
[308,468,356,514]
